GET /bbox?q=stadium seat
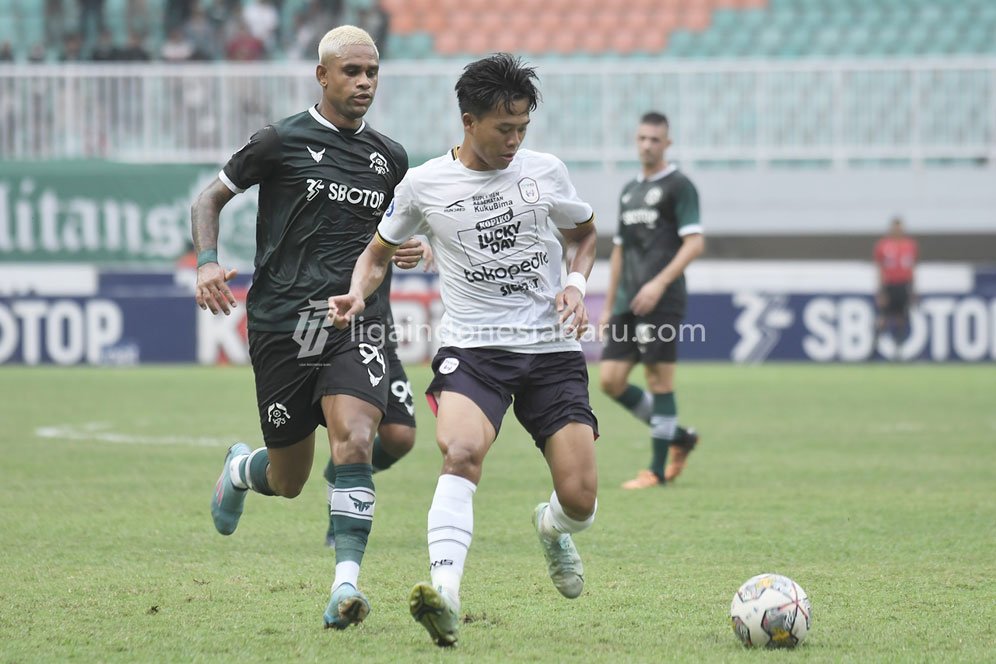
[4,0,996,61]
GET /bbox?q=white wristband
[565,271,587,297]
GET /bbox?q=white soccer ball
[730,573,811,648]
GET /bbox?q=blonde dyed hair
[318,25,379,63]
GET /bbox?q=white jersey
[377,148,594,353]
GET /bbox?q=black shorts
[383,344,416,428]
[601,311,684,364]
[248,318,390,448]
[425,346,598,450]
[883,283,911,316]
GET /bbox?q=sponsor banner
[684,292,996,363]
[2,271,994,365]
[0,162,258,268]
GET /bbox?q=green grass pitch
[1,363,993,662]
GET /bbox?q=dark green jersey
[613,165,701,317]
[221,106,408,332]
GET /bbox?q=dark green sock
[649,392,677,480]
[237,448,275,496]
[370,435,401,472]
[612,384,653,424]
[330,463,375,565]
[325,436,400,486]
[323,456,336,485]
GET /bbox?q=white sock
[228,454,249,490]
[427,474,476,599]
[540,491,596,538]
[650,414,678,441]
[331,561,360,593]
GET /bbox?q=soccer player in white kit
[328,53,599,647]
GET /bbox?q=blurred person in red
[873,216,918,359]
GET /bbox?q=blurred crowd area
[0,0,388,63]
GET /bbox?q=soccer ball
[730,573,811,648]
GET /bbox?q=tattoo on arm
[191,179,236,253]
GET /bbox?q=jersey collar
[637,163,676,183]
[309,105,366,134]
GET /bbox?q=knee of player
[563,485,597,519]
[598,371,625,397]
[437,439,484,475]
[380,425,416,456]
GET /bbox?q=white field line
[35,422,227,447]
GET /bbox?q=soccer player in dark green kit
[599,111,705,489]
[193,26,419,629]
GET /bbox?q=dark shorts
[425,346,598,450]
[383,345,416,428]
[883,283,911,316]
[248,318,390,448]
[601,311,684,364]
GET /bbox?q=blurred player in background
[873,216,918,359]
[194,25,422,630]
[328,53,600,647]
[599,111,704,489]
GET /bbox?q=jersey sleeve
[548,159,595,230]
[219,126,281,193]
[376,174,429,246]
[675,177,702,237]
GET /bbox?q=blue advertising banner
[1,269,994,365]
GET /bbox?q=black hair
[640,111,669,128]
[455,53,540,117]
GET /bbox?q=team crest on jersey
[369,151,389,175]
[622,192,632,204]
[307,145,325,163]
[644,187,663,205]
[518,177,539,203]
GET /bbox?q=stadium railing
[0,58,994,168]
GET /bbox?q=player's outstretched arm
[557,221,598,337]
[191,178,239,315]
[328,237,397,329]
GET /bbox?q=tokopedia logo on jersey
[463,250,549,283]
[304,178,385,210]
